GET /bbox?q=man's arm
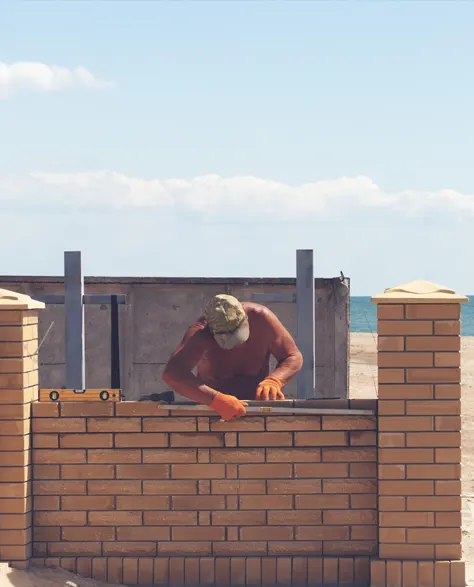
[162,324,218,406]
[264,308,303,385]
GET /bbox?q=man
[162,294,303,421]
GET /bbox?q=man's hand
[256,376,285,401]
[210,392,248,421]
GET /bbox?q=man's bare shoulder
[242,302,279,324]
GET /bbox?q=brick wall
[30,399,376,584]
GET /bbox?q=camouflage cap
[203,294,250,350]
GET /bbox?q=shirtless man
[162,294,303,421]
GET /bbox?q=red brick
[378,305,405,319]
[407,527,461,543]
[407,464,460,479]
[61,403,114,417]
[115,433,168,448]
[379,336,405,351]
[406,400,460,415]
[33,418,85,433]
[238,432,292,447]
[436,512,462,527]
[295,495,349,509]
[239,495,293,510]
[322,447,376,461]
[322,416,375,430]
[212,511,265,526]
[379,352,434,368]
[34,480,85,495]
[296,526,349,541]
[350,462,377,477]
[379,384,433,399]
[103,542,157,556]
[34,434,59,449]
[406,432,460,447]
[323,479,376,494]
[143,417,196,432]
[61,465,115,479]
[171,495,225,510]
[88,511,142,525]
[170,433,223,447]
[379,480,434,495]
[172,526,225,541]
[117,527,170,541]
[62,527,115,541]
[267,479,321,494]
[379,433,406,448]
[407,496,461,511]
[435,480,461,495]
[351,494,377,509]
[159,542,211,555]
[239,463,292,478]
[406,337,460,352]
[210,448,264,463]
[378,320,433,335]
[435,416,461,431]
[60,433,113,448]
[379,465,406,479]
[294,431,347,446]
[379,544,435,559]
[171,464,225,479]
[267,510,322,525]
[324,510,376,525]
[211,480,266,494]
[143,480,197,495]
[116,495,169,510]
[266,448,322,462]
[116,464,170,479]
[434,321,460,335]
[47,542,102,556]
[378,369,405,384]
[61,496,114,510]
[379,512,434,527]
[32,403,58,418]
[379,416,433,432]
[435,352,460,367]
[213,542,266,556]
[294,463,348,478]
[406,304,460,320]
[34,511,86,526]
[143,448,196,462]
[33,465,59,480]
[350,431,376,446]
[265,416,321,431]
[378,400,406,415]
[33,449,85,464]
[435,384,461,399]
[435,448,461,463]
[33,496,58,510]
[138,558,155,585]
[87,449,141,463]
[87,417,141,432]
[379,447,433,463]
[269,542,323,555]
[210,417,265,431]
[87,481,142,494]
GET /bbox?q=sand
[1,333,473,587]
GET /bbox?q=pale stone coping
[0,288,45,310]
[371,280,468,304]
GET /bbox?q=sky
[1,1,474,296]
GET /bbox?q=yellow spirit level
[39,389,121,402]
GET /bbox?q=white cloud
[0,170,474,221]
[0,62,113,99]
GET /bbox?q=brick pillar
[0,289,44,568]
[370,280,466,587]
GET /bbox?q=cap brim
[213,319,250,350]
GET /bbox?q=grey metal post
[65,251,85,389]
[296,249,315,399]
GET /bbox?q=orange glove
[256,376,285,401]
[210,392,248,421]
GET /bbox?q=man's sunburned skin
[162,302,303,402]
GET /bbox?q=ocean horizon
[350,296,474,335]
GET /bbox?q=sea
[350,296,474,336]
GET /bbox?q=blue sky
[1,1,473,295]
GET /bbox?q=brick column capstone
[370,280,467,587]
[0,288,44,568]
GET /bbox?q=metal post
[296,249,315,399]
[64,251,85,389]
[111,295,121,389]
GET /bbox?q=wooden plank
[334,277,350,399]
[296,250,315,399]
[64,251,85,389]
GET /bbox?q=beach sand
[350,333,474,586]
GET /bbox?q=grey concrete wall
[0,276,350,400]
